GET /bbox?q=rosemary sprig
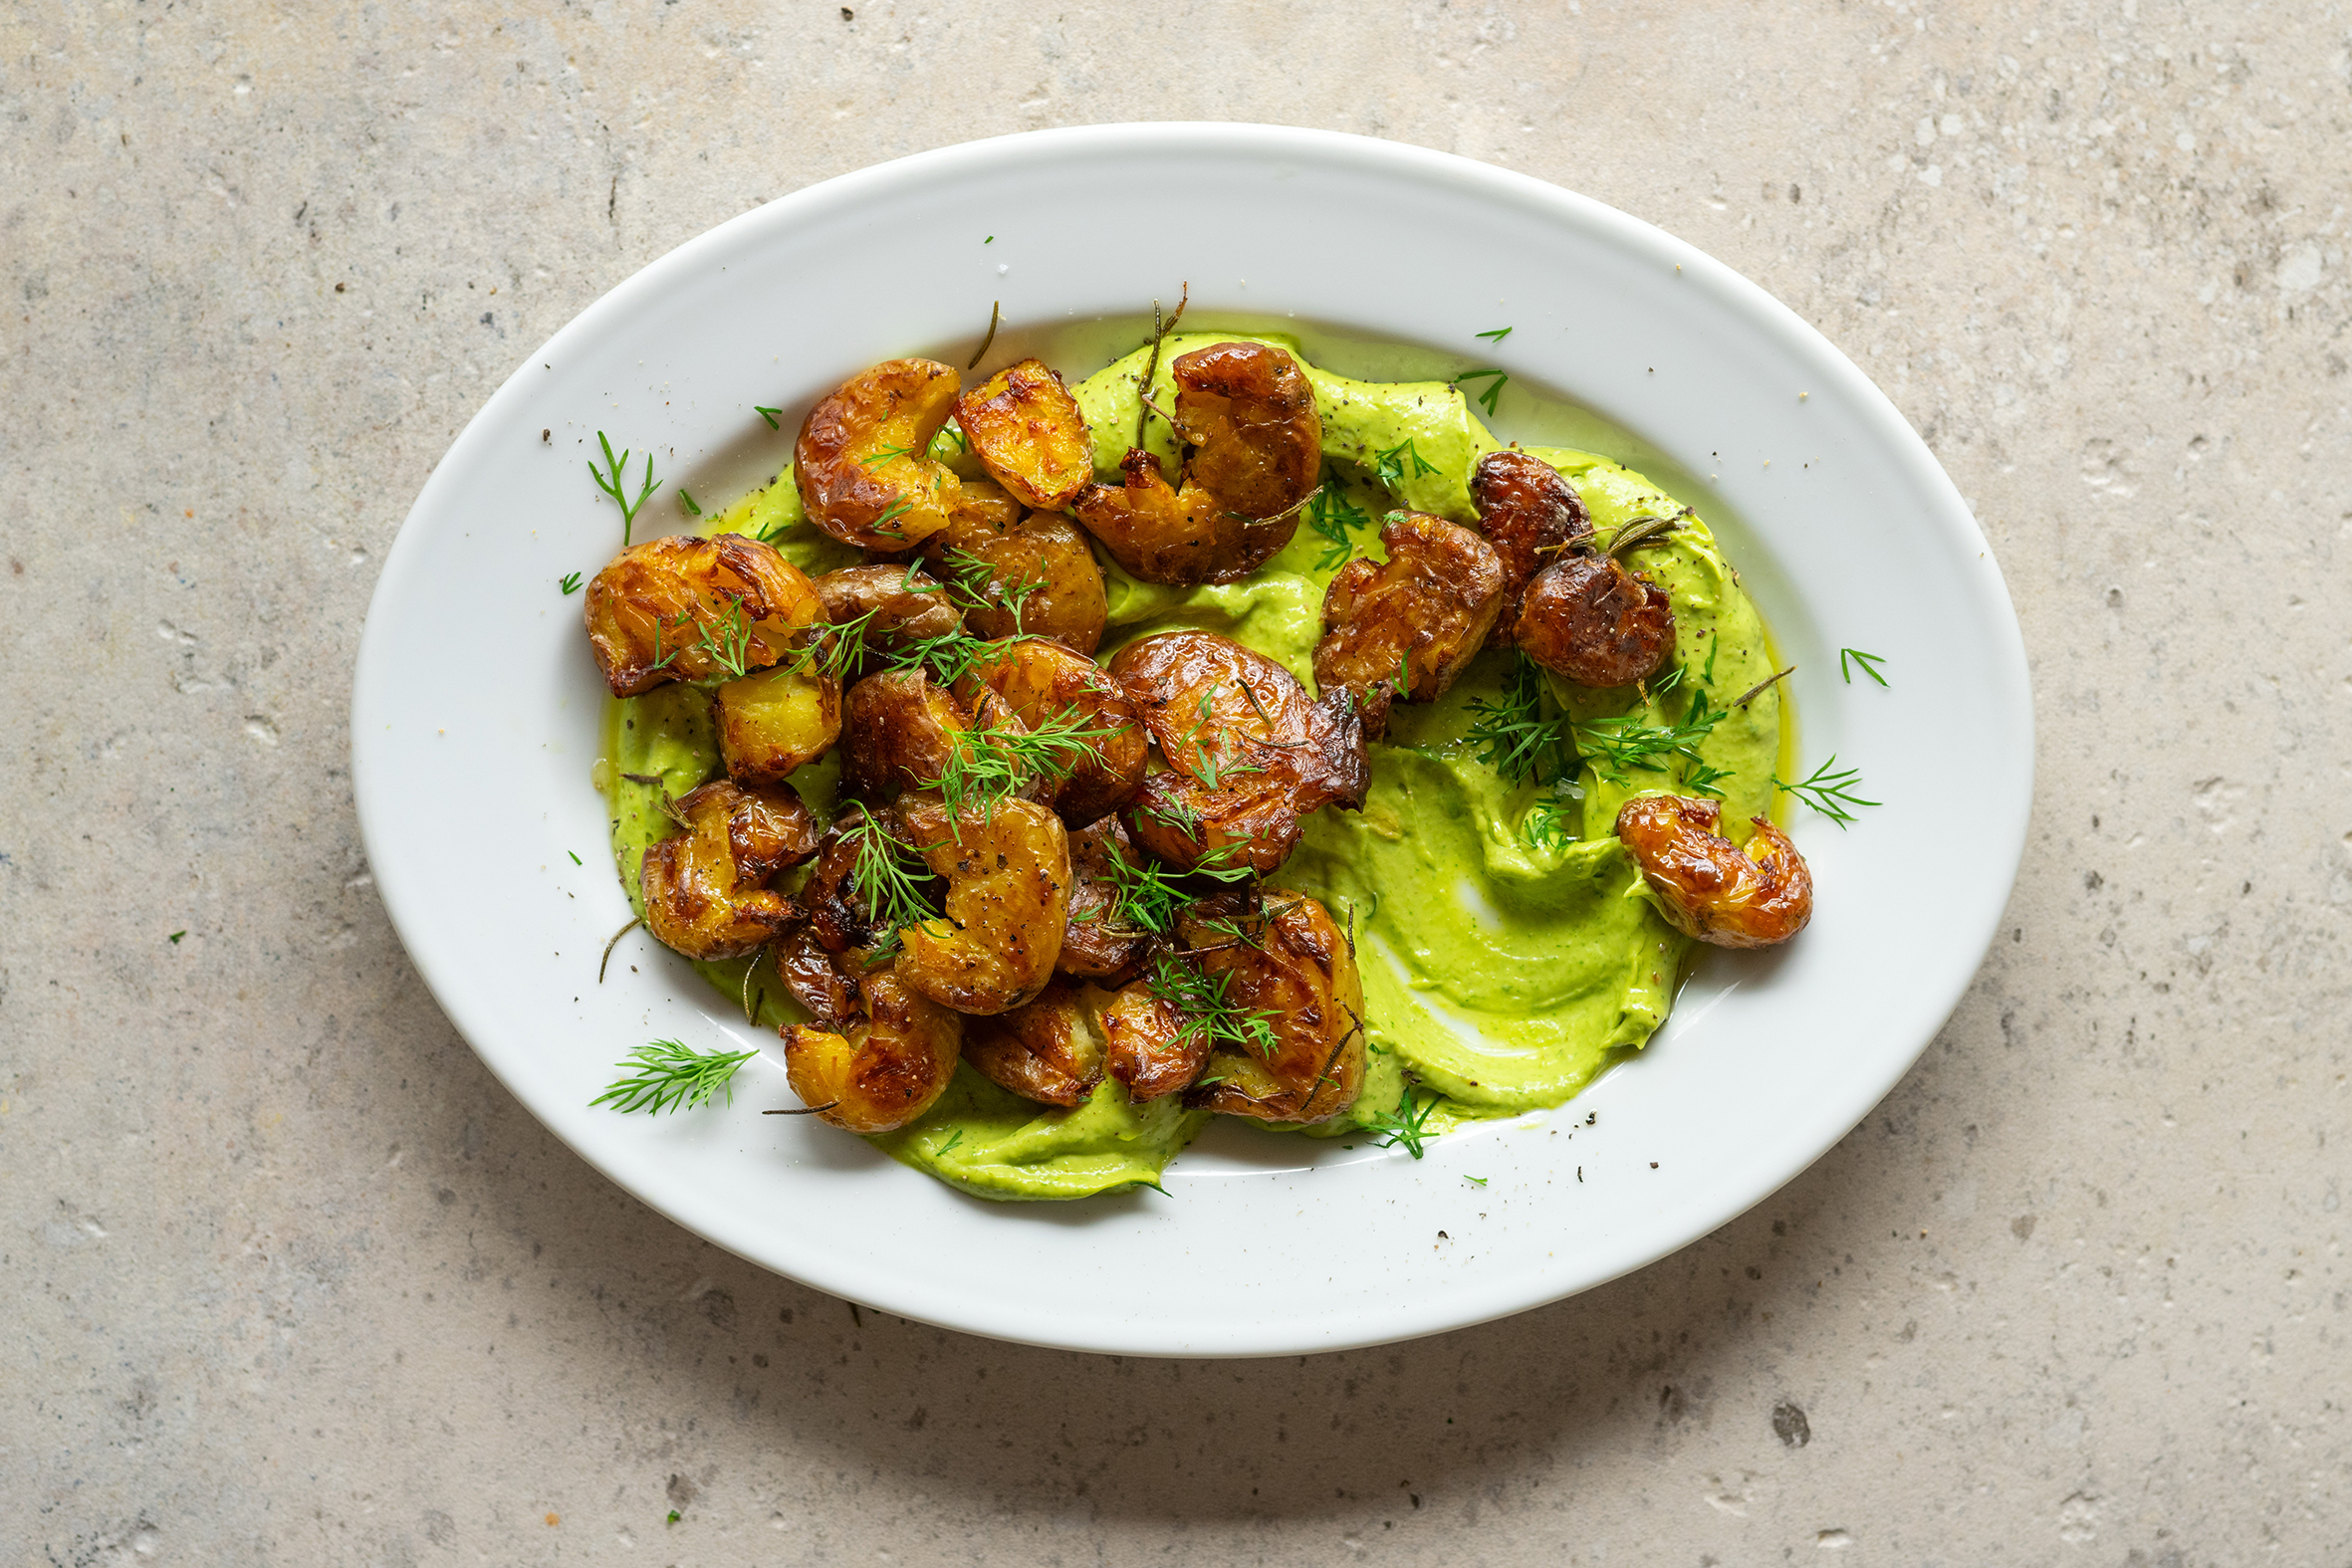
[591,1039,758,1115]
[588,431,658,546]
[1366,1084,1442,1158]
[1144,950,1279,1062]
[1840,648,1890,687]
[1371,438,1440,491]
[1453,367,1508,416]
[559,571,584,595]
[1133,283,1189,447]
[1303,486,1372,570]
[1773,755,1879,828]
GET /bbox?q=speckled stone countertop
[6,3,2347,1562]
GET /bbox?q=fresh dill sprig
[1523,788,1580,852]
[1176,682,1273,790]
[754,405,783,430]
[1303,486,1373,570]
[1682,761,1735,798]
[839,808,939,959]
[693,597,758,682]
[931,708,1122,822]
[591,1039,758,1115]
[559,571,584,595]
[677,488,702,517]
[937,546,1046,632]
[1094,849,1255,938]
[1839,648,1890,687]
[1144,951,1280,1062]
[858,443,917,468]
[1773,755,1880,828]
[869,496,915,540]
[588,431,658,546]
[1574,682,1726,784]
[1371,438,1440,491]
[1465,652,1574,786]
[1367,1085,1442,1159]
[1475,326,1514,343]
[1453,367,1508,417]
[881,626,997,689]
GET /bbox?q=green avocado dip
[597,331,1785,1199]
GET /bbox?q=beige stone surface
[6,0,2349,1561]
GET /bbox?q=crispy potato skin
[1314,512,1506,734]
[812,563,964,679]
[781,969,963,1134]
[1472,450,1592,642]
[954,357,1095,512]
[1111,630,1368,872]
[838,669,976,804]
[585,534,824,697]
[893,793,1071,1016]
[714,663,841,784]
[639,780,815,961]
[1183,893,1366,1126]
[795,358,962,550]
[918,482,1107,652]
[1057,816,1150,981]
[958,639,1147,827]
[963,980,1106,1108]
[777,925,863,1024]
[1071,448,1282,586]
[1517,555,1677,687]
[1101,980,1209,1102]
[1614,794,1813,949]
[1172,341,1322,521]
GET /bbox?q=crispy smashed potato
[812,562,964,679]
[777,925,862,1024]
[1171,341,1322,521]
[954,357,1094,512]
[893,792,1071,1015]
[638,780,817,961]
[1517,554,1677,687]
[1058,817,1149,981]
[800,803,938,955]
[1313,512,1506,734]
[916,481,1107,652]
[585,534,824,697]
[838,669,980,804]
[1111,630,1368,872]
[1183,892,1366,1126]
[795,357,963,551]
[781,969,963,1134]
[714,662,840,784]
[1472,449,1592,641]
[1614,793,1813,949]
[959,638,1148,827]
[1100,978,1208,1103]
[1071,448,1287,586]
[963,980,1106,1108]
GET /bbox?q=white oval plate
[352,124,2031,1357]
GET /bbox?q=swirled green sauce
[600,333,1783,1197]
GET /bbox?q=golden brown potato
[800,803,939,956]
[918,480,1107,652]
[1111,630,1368,872]
[1072,448,1292,586]
[795,357,963,551]
[954,357,1095,512]
[1517,554,1677,687]
[1182,892,1365,1126]
[893,792,1071,1015]
[962,980,1106,1108]
[1313,511,1506,735]
[585,534,824,697]
[838,669,979,804]
[1171,341,1322,521]
[1100,977,1208,1103]
[1472,449,1592,642]
[958,639,1148,827]
[776,924,862,1024]
[1058,816,1149,981]
[1613,793,1813,949]
[714,662,841,784]
[812,562,964,678]
[780,968,963,1134]
[638,780,816,961]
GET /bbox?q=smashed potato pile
[582,325,1814,1200]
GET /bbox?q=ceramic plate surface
[352,123,2031,1357]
